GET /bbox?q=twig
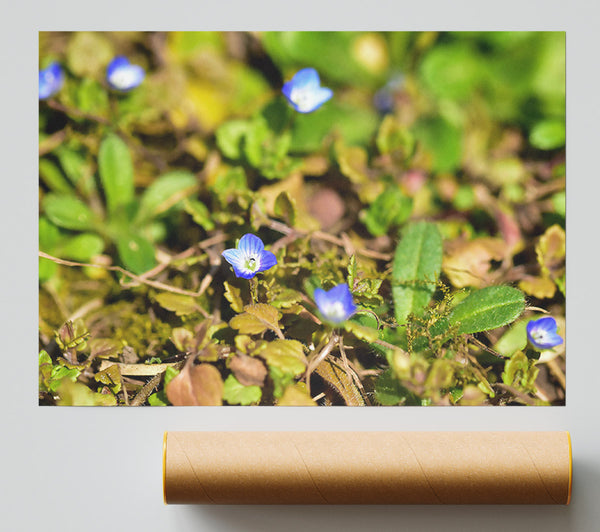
[466,335,508,359]
[130,361,185,406]
[339,334,370,405]
[46,99,111,125]
[98,360,184,376]
[39,251,210,317]
[305,332,339,395]
[494,383,537,406]
[263,218,392,261]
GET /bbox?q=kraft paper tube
[163,432,572,505]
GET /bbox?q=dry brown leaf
[443,237,505,288]
[166,360,223,406]
[229,354,267,387]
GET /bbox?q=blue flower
[526,316,564,350]
[106,56,145,91]
[313,283,357,325]
[221,234,277,279]
[39,62,64,100]
[281,68,333,113]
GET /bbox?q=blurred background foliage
[39,31,565,406]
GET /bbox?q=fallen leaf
[229,353,267,386]
[166,360,223,406]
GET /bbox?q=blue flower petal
[313,288,328,311]
[282,68,332,113]
[222,248,244,268]
[527,317,564,350]
[107,56,131,76]
[314,283,357,324]
[106,56,145,91]
[258,250,277,272]
[39,62,64,100]
[290,68,321,90]
[237,233,264,257]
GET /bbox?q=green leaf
[374,369,417,406]
[274,191,296,226]
[502,350,538,391]
[39,158,72,194]
[223,281,244,313]
[42,194,96,231]
[39,217,61,251]
[376,115,415,158]
[98,134,135,216]
[154,293,199,316]
[222,374,262,405]
[56,233,104,262]
[290,102,379,153]
[116,234,156,274]
[344,319,379,343]
[362,186,412,237]
[56,380,116,406]
[419,43,483,101]
[494,319,528,358]
[148,392,168,406]
[230,304,282,336]
[261,339,307,376]
[392,221,443,325]
[76,78,109,115]
[215,119,251,160]
[449,286,526,334]
[412,115,463,173]
[530,119,565,150]
[137,171,197,222]
[183,199,215,231]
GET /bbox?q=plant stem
[249,277,258,304]
[305,331,339,395]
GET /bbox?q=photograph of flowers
[38,31,565,406]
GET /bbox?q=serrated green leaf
[392,221,443,325]
[42,194,96,231]
[230,304,282,336]
[98,134,135,215]
[449,286,525,334]
[261,339,307,376]
[137,171,197,222]
[116,234,156,274]
[222,374,262,405]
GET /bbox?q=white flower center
[324,301,347,322]
[290,87,317,113]
[110,68,138,90]
[244,255,259,272]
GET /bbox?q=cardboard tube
[163,431,572,505]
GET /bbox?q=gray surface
[2,1,599,531]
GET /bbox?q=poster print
[38,32,565,406]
